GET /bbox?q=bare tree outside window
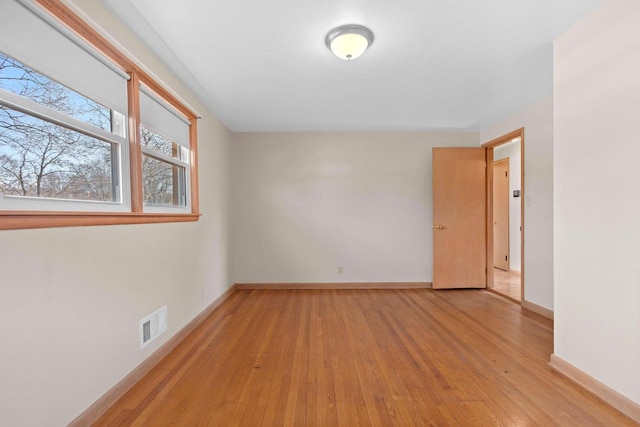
[0,53,118,202]
[140,125,186,207]
[0,54,112,131]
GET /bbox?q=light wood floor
[492,268,522,301]
[94,289,635,426]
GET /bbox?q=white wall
[554,0,640,404]
[231,132,479,284]
[0,2,232,426]
[494,141,522,272]
[480,97,554,310]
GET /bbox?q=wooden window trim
[128,71,144,213]
[1,0,201,230]
[0,212,200,231]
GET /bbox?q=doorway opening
[483,129,524,303]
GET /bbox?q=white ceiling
[103,0,602,132]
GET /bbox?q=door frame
[482,128,525,302]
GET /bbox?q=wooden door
[493,159,509,271]
[432,148,486,289]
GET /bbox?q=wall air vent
[140,305,168,349]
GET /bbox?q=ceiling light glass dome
[325,24,374,60]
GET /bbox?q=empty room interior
[0,0,639,425]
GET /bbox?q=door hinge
[505,171,508,177]
[505,255,508,261]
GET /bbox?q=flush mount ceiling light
[325,24,374,61]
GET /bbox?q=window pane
[0,106,116,202]
[142,154,186,207]
[141,124,187,161]
[0,52,114,134]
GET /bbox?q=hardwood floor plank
[93,289,636,426]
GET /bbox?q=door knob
[433,225,444,230]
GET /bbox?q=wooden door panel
[493,159,509,271]
[433,148,486,289]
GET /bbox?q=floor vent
[140,305,168,349]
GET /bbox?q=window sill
[0,211,201,230]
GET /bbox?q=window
[0,0,199,229]
[139,87,191,210]
[141,126,188,207]
[0,104,118,202]
[0,53,126,207]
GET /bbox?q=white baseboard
[235,282,432,290]
[549,354,640,423]
[522,299,554,319]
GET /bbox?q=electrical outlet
[338,266,343,274]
